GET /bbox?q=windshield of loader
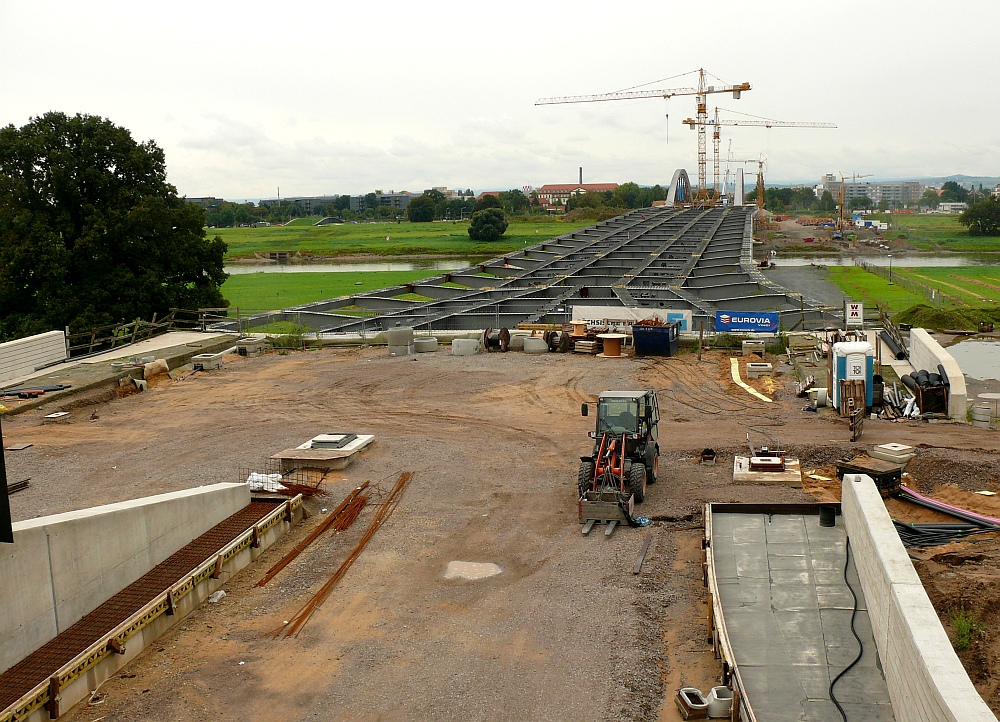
[596,397,639,434]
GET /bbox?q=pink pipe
[899,485,1000,526]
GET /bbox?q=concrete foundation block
[413,337,438,353]
[746,362,773,378]
[451,339,480,356]
[388,344,414,356]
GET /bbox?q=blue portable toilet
[831,341,874,410]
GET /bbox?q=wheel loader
[577,391,660,532]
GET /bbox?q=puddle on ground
[947,339,1000,381]
[444,561,501,580]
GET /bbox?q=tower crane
[535,69,751,202]
[836,172,874,239]
[683,108,836,198]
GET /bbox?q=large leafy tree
[959,198,1000,236]
[406,195,435,222]
[0,112,227,340]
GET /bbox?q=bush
[468,208,508,241]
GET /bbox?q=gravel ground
[5,343,1000,721]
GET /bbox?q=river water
[225,258,479,275]
[225,253,998,275]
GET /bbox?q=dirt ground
[5,345,1000,720]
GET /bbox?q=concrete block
[452,338,480,356]
[746,362,773,378]
[191,353,223,370]
[0,483,249,675]
[741,340,766,356]
[388,343,414,356]
[413,337,438,353]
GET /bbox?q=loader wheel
[648,453,659,484]
[578,461,595,499]
[630,463,646,504]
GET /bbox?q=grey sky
[2,1,996,198]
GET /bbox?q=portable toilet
[830,341,874,410]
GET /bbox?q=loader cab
[583,391,659,436]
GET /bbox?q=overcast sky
[2,1,997,199]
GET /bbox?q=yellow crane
[683,108,836,198]
[535,69,751,202]
[837,172,874,238]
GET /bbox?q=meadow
[221,270,439,310]
[878,213,1000,252]
[826,265,1000,315]
[214,218,593,259]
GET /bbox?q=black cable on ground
[830,537,864,722]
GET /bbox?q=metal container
[632,323,680,356]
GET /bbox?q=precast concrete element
[0,483,249,675]
[206,201,839,337]
[907,328,967,421]
[451,338,480,356]
[0,330,66,384]
[522,337,549,354]
[842,474,994,721]
[507,333,528,351]
[0,498,302,722]
[413,337,438,352]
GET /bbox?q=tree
[406,195,435,222]
[0,112,227,341]
[468,208,508,241]
[940,181,969,203]
[498,189,529,214]
[919,189,940,209]
[959,198,1000,236]
[819,190,837,213]
[849,195,873,211]
[473,194,502,213]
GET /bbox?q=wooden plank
[633,533,653,574]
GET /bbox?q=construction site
[4,70,1000,722]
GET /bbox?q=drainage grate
[0,500,281,711]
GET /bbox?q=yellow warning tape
[729,357,772,403]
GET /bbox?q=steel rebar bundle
[277,471,413,639]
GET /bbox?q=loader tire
[630,463,646,504]
[647,451,659,484]
[578,461,595,499]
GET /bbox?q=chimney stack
[579,167,583,185]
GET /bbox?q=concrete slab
[733,456,803,487]
[710,511,894,721]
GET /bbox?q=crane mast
[536,69,750,202]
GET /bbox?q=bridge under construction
[215,205,840,335]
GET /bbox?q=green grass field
[213,218,593,259]
[877,213,1000,252]
[221,270,439,310]
[826,267,925,313]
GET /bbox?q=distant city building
[349,192,418,213]
[258,195,342,214]
[815,175,922,205]
[534,183,619,205]
[992,184,1000,200]
[938,202,968,213]
[185,196,224,209]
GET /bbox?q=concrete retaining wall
[842,474,994,721]
[0,331,66,384]
[908,328,967,421]
[0,483,249,674]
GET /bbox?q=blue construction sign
[715,310,780,333]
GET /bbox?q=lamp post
[888,253,893,285]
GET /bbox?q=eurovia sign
[714,311,779,333]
